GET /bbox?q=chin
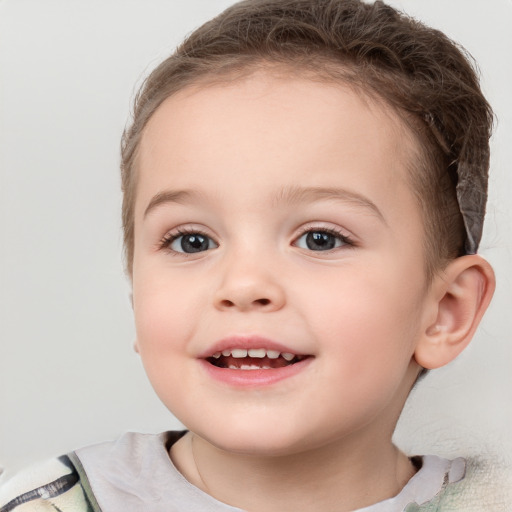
[190,417,316,458]
[211,435,305,458]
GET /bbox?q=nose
[213,253,286,312]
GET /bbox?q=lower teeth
[229,364,272,370]
[208,354,305,369]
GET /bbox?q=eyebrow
[143,185,385,223]
[272,186,386,223]
[144,189,196,218]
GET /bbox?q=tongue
[220,356,292,369]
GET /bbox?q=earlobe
[130,294,139,353]
[414,255,495,370]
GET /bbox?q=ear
[414,255,495,370]
[129,293,139,353]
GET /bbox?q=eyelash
[159,227,216,253]
[158,225,355,254]
[293,226,355,250]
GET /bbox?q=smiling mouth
[206,348,309,370]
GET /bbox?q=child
[0,0,509,510]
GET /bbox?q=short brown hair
[121,0,493,277]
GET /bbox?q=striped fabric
[0,454,100,512]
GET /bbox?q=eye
[294,229,350,251]
[168,231,218,254]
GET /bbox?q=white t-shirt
[74,431,465,511]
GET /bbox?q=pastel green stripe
[66,453,102,512]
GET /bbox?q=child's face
[131,71,433,456]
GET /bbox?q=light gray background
[1,0,511,475]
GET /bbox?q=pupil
[181,234,208,253]
[306,231,335,251]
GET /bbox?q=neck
[170,430,416,512]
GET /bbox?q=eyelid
[158,225,219,254]
[156,222,355,255]
[292,223,356,250]
[293,223,355,241]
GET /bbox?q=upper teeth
[211,349,296,360]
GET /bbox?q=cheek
[132,271,202,356]
[297,262,425,368]
[309,279,423,427]
[132,279,201,408]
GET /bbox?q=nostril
[218,297,272,309]
[218,297,270,309]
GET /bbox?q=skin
[131,71,494,511]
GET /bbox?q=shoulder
[420,455,512,511]
[0,454,101,512]
[0,431,183,512]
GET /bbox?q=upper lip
[198,335,309,359]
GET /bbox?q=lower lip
[199,357,313,387]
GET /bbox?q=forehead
[136,71,419,222]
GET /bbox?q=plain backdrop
[1,0,511,476]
